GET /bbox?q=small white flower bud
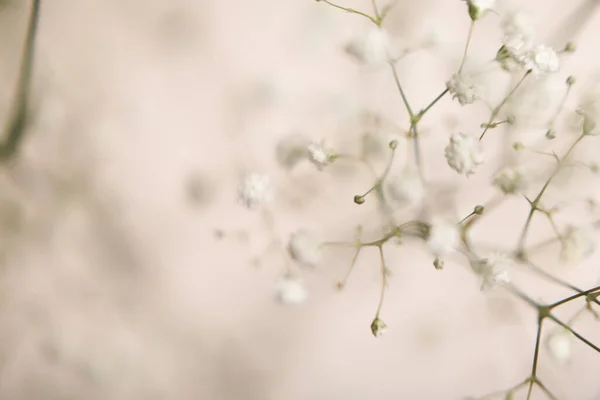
[444,133,484,176]
[492,167,527,195]
[237,173,275,209]
[275,275,308,305]
[308,140,335,171]
[287,230,321,268]
[470,253,511,291]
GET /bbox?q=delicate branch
[317,0,379,25]
[458,20,475,73]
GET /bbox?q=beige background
[0,0,598,399]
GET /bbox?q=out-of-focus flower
[275,275,308,305]
[560,224,596,264]
[287,230,321,268]
[546,330,574,364]
[577,89,600,136]
[308,140,335,171]
[470,253,511,291]
[385,167,424,206]
[444,133,484,176]
[276,133,310,170]
[237,173,275,209]
[427,221,460,258]
[466,0,496,21]
[492,167,527,195]
[345,26,390,67]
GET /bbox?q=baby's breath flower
[275,275,308,305]
[466,0,496,21]
[287,230,321,268]
[546,330,574,364]
[385,167,424,206]
[446,73,479,106]
[427,221,460,258]
[444,133,484,176]
[577,90,600,135]
[525,44,560,77]
[308,141,335,171]
[345,26,390,67]
[470,253,511,291]
[237,173,275,209]
[560,224,595,264]
[492,167,527,195]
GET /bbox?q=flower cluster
[444,133,484,176]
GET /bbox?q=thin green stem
[526,318,544,400]
[319,0,379,25]
[479,71,530,141]
[390,62,414,118]
[375,245,387,317]
[418,88,449,118]
[549,285,600,309]
[458,20,475,73]
[0,0,41,161]
[549,314,600,353]
[337,247,362,289]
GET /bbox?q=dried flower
[444,133,484,176]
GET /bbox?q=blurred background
[0,0,599,399]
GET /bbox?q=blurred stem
[0,0,41,161]
[458,20,475,73]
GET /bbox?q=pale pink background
[0,0,598,399]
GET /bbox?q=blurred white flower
[287,230,321,268]
[308,140,334,171]
[466,0,496,20]
[275,275,308,305]
[427,221,460,258]
[345,26,390,67]
[560,224,596,264]
[385,167,424,206]
[444,133,484,175]
[470,253,511,291]
[546,330,574,364]
[525,45,560,77]
[446,73,480,106]
[502,11,535,40]
[492,167,527,195]
[237,173,275,209]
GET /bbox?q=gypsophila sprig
[237,173,275,209]
[444,133,484,175]
[465,0,496,21]
[560,224,595,265]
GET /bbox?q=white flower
[525,45,560,77]
[560,224,596,264]
[502,11,535,40]
[446,73,480,106]
[237,173,274,209]
[466,0,496,20]
[546,330,574,364]
[345,27,390,67]
[275,275,308,305]
[427,221,460,258]
[287,230,321,268]
[385,167,424,206]
[492,167,527,195]
[444,133,484,176]
[307,140,335,171]
[470,253,511,291]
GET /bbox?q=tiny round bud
[506,115,516,125]
[566,76,576,86]
[370,317,387,337]
[564,42,576,53]
[545,129,556,140]
[433,257,444,270]
[354,195,365,205]
[474,205,484,215]
[590,163,599,174]
[388,140,398,150]
[513,142,524,151]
